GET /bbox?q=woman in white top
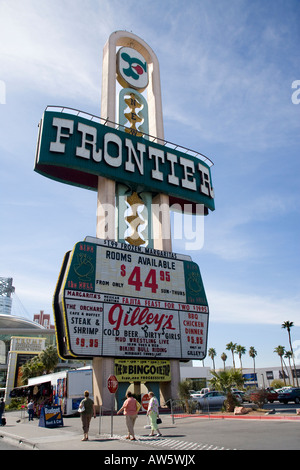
[147,391,162,436]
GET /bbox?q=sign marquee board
[5,337,47,404]
[34,109,215,212]
[114,359,171,383]
[53,237,209,361]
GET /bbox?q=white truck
[28,367,93,415]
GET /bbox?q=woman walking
[117,391,138,440]
[147,391,162,436]
[79,390,96,441]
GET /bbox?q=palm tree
[284,351,294,386]
[209,369,245,412]
[282,321,299,386]
[249,346,257,383]
[236,345,246,371]
[21,355,44,384]
[39,345,59,374]
[226,342,237,369]
[178,379,193,413]
[208,348,217,371]
[21,345,59,384]
[221,352,227,370]
[274,345,286,386]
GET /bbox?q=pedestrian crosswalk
[104,433,234,451]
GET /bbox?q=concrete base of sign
[93,358,180,412]
[92,357,115,413]
[160,360,180,404]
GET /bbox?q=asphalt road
[100,404,300,451]
[170,415,299,450]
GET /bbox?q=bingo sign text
[53,237,209,361]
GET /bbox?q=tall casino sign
[34,31,215,364]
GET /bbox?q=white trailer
[28,367,93,415]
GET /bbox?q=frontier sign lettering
[35,109,215,212]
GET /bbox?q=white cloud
[209,289,300,326]
[201,192,299,261]
[0,0,113,102]
[157,2,298,151]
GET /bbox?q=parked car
[275,387,292,394]
[250,389,279,404]
[192,391,226,410]
[243,389,256,402]
[199,388,210,395]
[278,387,300,404]
[190,388,210,399]
[266,390,279,403]
[232,391,243,403]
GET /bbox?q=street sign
[141,393,150,411]
[53,237,209,361]
[107,374,118,394]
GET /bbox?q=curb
[172,413,300,421]
[0,431,37,450]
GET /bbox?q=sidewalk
[0,410,159,450]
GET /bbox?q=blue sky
[1,0,299,369]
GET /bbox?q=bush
[6,397,27,411]
[251,389,268,408]
[270,379,285,389]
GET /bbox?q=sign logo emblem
[117,47,148,91]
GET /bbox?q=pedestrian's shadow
[90,437,119,442]
[141,434,186,438]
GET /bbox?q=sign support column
[93,175,115,413]
[92,32,120,415]
[94,30,179,410]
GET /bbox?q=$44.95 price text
[120,265,171,293]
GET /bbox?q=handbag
[157,417,162,424]
[78,404,85,413]
[136,400,141,412]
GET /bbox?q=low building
[179,361,300,389]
